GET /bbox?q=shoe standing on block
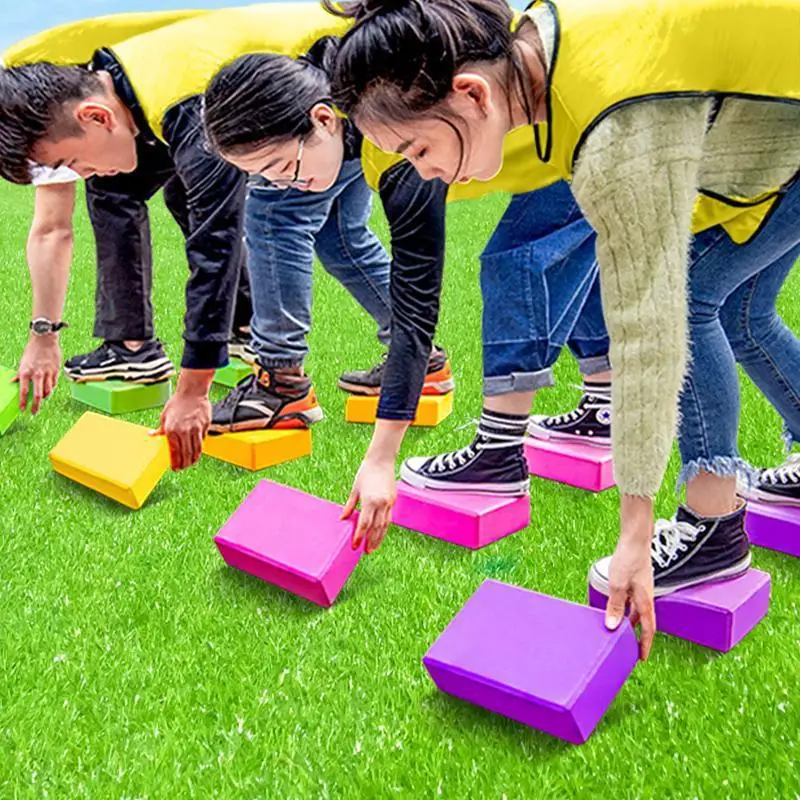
[528,382,611,446]
[401,409,530,496]
[739,453,800,507]
[209,366,323,433]
[338,346,455,396]
[228,329,257,364]
[589,502,752,598]
[65,340,175,384]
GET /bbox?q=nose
[74,165,96,179]
[413,161,440,182]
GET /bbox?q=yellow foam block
[346,392,454,427]
[202,428,312,471]
[49,412,169,509]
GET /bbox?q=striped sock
[478,408,529,446]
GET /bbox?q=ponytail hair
[203,36,340,157]
[325,0,528,126]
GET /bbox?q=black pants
[85,136,252,343]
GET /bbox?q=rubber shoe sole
[588,550,752,599]
[65,361,176,384]
[208,403,324,435]
[737,483,800,507]
[400,460,530,496]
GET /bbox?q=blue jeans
[480,181,611,395]
[244,158,391,368]
[678,178,800,486]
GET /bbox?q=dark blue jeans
[480,181,610,395]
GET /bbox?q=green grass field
[0,182,798,799]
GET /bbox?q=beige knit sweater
[532,9,800,497]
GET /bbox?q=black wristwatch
[30,318,68,336]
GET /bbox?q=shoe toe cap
[401,456,429,476]
[590,555,613,585]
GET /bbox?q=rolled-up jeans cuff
[578,354,612,377]
[484,367,555,397]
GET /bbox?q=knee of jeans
[721,310,779,357]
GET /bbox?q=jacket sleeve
[161,97,247,370]
[375,161,448,420]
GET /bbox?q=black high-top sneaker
[739,453,800,507]
[528,382,611,446]
[400,409,530,495]
[228,329,256,365]
[209,366,323,433]
[589,502,751,598]
[338,347,455,396]
[64,339,175,383]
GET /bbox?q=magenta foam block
[214,480,363,607]
[745,501,800,558]
[391,481,530,549]
[423,580,638,744]
[524,436,615,492]
[588,569,771,652]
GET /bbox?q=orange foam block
[202,428,311,471]
[48,412,169,509]
[346,393,453,427]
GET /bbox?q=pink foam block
[524,436,615,492]
[588,569,771,652]
[745,501,800,558]
[424,580,638,744]
[214,480,362,607]
[391,481,530,549]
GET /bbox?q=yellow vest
[526,0,800,242]
[1,10,212,68]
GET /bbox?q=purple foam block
[524,436,615,492]
[423,580,638,744]
[392,481,530,549]
[214,480,362,607]
[588,569,771,652]
[745,501,800,558]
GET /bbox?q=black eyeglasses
[272,135,307,189]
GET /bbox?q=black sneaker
[209,367,324,433]
[528,383,611,446]
[228,330,256,365]
[338,347,455,396]
[400,410,530,495]
[739,454,800,507]
[64,340,175,384]
[589,503,751,598]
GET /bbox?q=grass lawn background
[0,182,798,798]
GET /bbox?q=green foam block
[213,359,252,388]
[0,366,19,435]
[70,379,172,415]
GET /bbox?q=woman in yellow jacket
[327,0,800,658]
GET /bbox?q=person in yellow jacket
[327,0,800,658]
[0,4,409,467]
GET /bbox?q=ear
[74,101,116,131]
[309,103,338,133]
[452,72,493,115]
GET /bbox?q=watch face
[32,320,52,335]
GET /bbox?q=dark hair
[203,36,340,157]
[0,63,103,185]
[325,0,535,128]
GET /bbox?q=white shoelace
[427,419,523,473]
[761,453,800,485]
[651,518,704,569]
[546,386,609,426]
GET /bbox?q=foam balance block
[69,378,171,415]
[49,411,169,509]
[0,366,19,435]
[392,481,530,549]
[203,428,311,471]
[524,436,615,492]
[588,569,771,652]
[424,580,638,744]
[214,480,362,606]
[745,501,800,558]
[213,358,252,388]
[346,392,453,427]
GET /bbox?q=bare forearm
[176,367,215,398]
[27,229,72,321]
[366,419,411,463]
